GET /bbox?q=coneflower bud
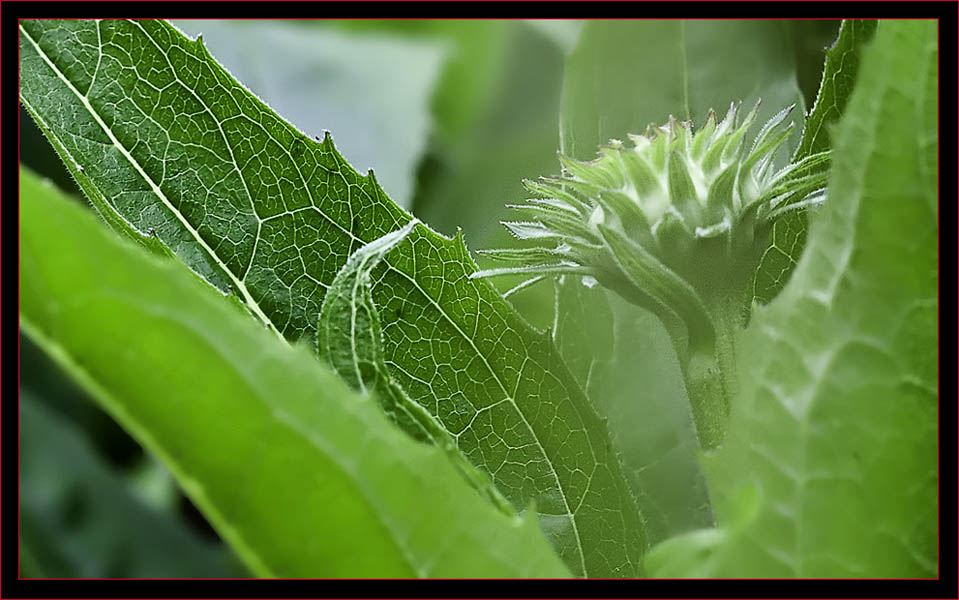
[473,101,830,448]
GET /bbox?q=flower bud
[473,101,830,357]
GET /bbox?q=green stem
[679,291,745,450]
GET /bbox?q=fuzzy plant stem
[680,289,746,450]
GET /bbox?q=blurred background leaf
[560,20,806,162]
[324,19,511,148]
[20,388,243,578]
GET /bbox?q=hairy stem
[677,290,745,450]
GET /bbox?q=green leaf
[789,20,841,107]
[317,220,423,400]
[409,24,569,354]
[753,20,878,305]
[794,20,879,159]
[19,166,571,578]
[171,20,446,209]
[317,221,517,515]
[19,390,241,578]
[19,19,408,338]
[19,19,645,577]
[365,227,646,576]
[648,19,938,577]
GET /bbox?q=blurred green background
[19,19,838,578]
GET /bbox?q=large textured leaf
[753,20,878,304]
[19,167,571,578]
[171,20,446,209]
[18,18,408,337]
[365,224,645,576]
[19,19,644,577]
[647,19,938,577]
[19,390,241,578]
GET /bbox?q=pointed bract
[477,100,829,348]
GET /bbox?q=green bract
[474,101,831,448]
[477,102,829,331]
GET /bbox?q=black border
[5,2,957,599]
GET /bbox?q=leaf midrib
[127,20,263,283]
[24,18,595,575]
